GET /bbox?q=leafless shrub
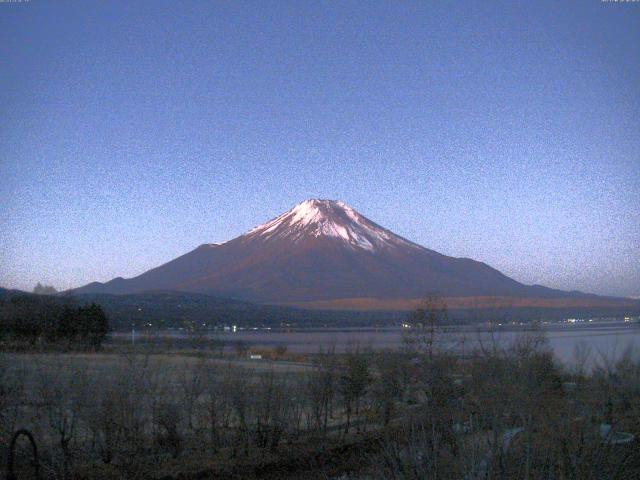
[36,359,90,479]
[0,354,26,443]
[338,348,372,434]
[153,401,183,459]
[306,353,337,435]
[82,382,126,464]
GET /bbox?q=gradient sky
[1,0,638,297]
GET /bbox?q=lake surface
[120,321,640,367]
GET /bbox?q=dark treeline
[0,295,109,349]
[1,287,637,331]
[69,291,640,329]
[0,287,403,329]
[69,291,403,329]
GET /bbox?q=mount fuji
[69,199,632,311]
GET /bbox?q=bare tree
[37,360,89,479]
[338,348,371,434]
[403,295,450,359]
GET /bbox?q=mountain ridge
[67,199,632,310]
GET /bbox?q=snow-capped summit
[244,199,416,252]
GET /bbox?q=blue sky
[1,0,638,297]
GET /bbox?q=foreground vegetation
[1,320,640,479]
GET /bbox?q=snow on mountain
[243,199,417,252]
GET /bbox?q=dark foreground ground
[2,327,640,479]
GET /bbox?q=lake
[120,320,640,367]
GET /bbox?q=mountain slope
[69,199,619,308]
